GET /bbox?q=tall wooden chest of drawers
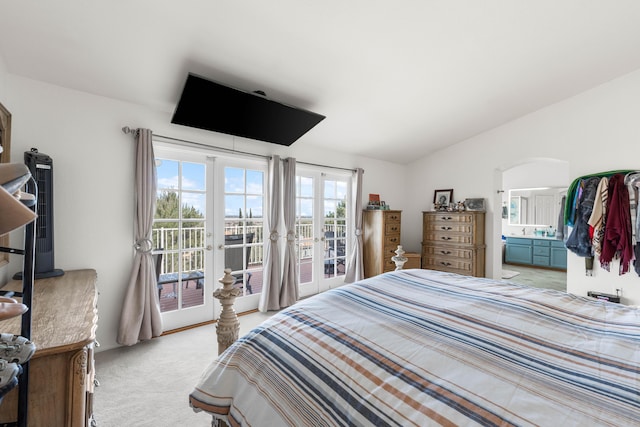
[363,210,401,278]
[421,211,486,277]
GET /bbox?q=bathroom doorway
[500,159,569,291]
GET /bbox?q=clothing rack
[564,169,636,225]
[0,179,37,427]
[563,169,640,277]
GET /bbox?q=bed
[189,269,639,426]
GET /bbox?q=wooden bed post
[213,268,240,355]
[392,245,408,270]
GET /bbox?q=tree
[326,200,346,219]
[153,191,205,250]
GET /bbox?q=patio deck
[158,260,344,312]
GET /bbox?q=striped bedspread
[190,269,640,426]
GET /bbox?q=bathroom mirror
[508,187,566,227]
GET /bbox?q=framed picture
[433,189,453,206]
[464,198,486,211]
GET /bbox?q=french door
[296,169,350,298]
[152,146,215,331]
[214,159,266,314]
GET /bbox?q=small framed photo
[433,189,453,206]
[464,198,486,211]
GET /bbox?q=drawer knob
[440,262,452,266]
[441,251,451,255]
[441,216,452,220]
[441,226,452,230]
[441,237,452,240]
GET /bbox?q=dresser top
[1,269,98,358]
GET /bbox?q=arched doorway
[498,158,569,291]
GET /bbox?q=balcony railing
[151,223,346,276]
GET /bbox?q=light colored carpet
[501,269,520,279]
[501,264,567,292]
[93,311,274,427]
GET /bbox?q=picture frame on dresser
[433,189,453,205]
[464,198,486,211]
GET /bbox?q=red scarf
[600,174,633,274]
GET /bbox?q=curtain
[279,158,298,307]
[344,168,364,283]
[259,155,282,312]
[117,129,163,345]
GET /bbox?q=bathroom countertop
[508,234,562,241]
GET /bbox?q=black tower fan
[15,148,64,279]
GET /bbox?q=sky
[156,159,347,220]
[156,159,264,218]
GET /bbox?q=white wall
[1,74,406,352]
[406,68,640,306]
[0,54,6,97]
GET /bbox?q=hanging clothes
[600,174,634,274]
[624,172,640,275]
[587,176,608,256]
[566,177,600,258]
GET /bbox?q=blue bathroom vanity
[504,236,567,270]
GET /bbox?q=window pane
[225,195,245,218]
[324,180,335,198]
[225,167,244,193]
[324,200,337,217]
[298,199,313,218]
[246,195,263,218]
[182,192,205,218]
[336,181,347,199]
[246,170,263,194]
[182,162,205,191]
[156,159,179,189]
[299,176,313,197]
[155,191,179,219]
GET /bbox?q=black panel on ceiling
[171,74,325,146]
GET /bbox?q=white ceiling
[2,1,640,164]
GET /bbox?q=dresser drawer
[424,213,475,224]
[384,235,401,246]
[422,256,473,274]
[385,222,401,234]
[383,258,397,272]
[423,223,472,234]
[423,232,474,245]
[384,211,401,223]
[422,245,473,260]
[383,245,400,263]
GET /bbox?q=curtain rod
[122,126,359,173]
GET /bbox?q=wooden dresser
[0,269,98,427]
[363,210,401,278]
[421,211,486,277]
